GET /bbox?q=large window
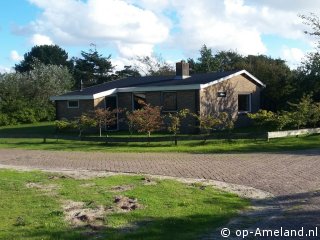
[162,92,177,112]
[238,94,251,113]
[133,93,146,110]
[67,100,79,108]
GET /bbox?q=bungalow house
[50,62,265,133]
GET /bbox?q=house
[50,61,265,133]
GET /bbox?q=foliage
[0,63,73,126]
[72,45,114,88]
[134,54,175,76]
[167,109,189,135]
[14,45,72,72]
[218,112,236,134]
[248,110,276,128]
[0,113,11,126]
[191,112,222,142]
[93,108,120,137]
[115,65,141,78]
[288,94,313,129]
[72,114,97,137]
[167,109,189,145]
[309,102,320,127]
[54,119,72,132]
[126,102,163,137]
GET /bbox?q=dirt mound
[114,196,141,212]
[141,177,157,185]
[62,200,105,229]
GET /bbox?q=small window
[68,100,79,108]
[162,92,177,112]
[133,93,146,110]
[238,94,251,113]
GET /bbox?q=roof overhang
[50,70,265,101]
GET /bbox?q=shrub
[0,113,11,126]
[167,109,189,145]
[126,103,163,138]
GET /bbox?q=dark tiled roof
[62,70,240,96]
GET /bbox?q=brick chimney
[175,61,190,79]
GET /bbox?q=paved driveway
[0,148,319,196]
[0,148,320,234]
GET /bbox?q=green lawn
[0,170,248,240]
[0,122,319,153]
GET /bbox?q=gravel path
[0,148,320,238]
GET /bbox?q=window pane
[133,93,146,110]
[163,92,177,111]
[238,95,250,112]
[68,100,79,108]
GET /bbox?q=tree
[72,45,114,88]
[126,102,163,139]
[134,54,175,76]
[288,94,313,129]
[0,63,73,125]
[191,112,222,143]
[115,65,141,79]
[309,102,320,127]
[15,45,72,72]
[93,108,120,137]
[71,114,96,137]
[167,109,189,145]
[295,14,320,101]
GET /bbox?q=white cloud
[10,50,23,62]
[0,66,13,74]
[30,34,54,46]
[282,46,305,69]
[20,0,318,61]
[27,0,169,58]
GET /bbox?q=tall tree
[134,54,175,76]
[72,45,114,88]
[115,65,141,79]
[0,63,73,124]
[15,45,71,72]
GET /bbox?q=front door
[105,96,118,130]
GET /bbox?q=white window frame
[238,93,252,114]
[67,100,79,109]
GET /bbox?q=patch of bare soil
[113,196,142,212]
[62,200,106,230]
[25,182,59,196]
[62,196,142,234]
[110,185,134,192]
[141,177,157,185]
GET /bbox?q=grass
[0,134,319,153]
[0,169,249,240]
[0,122,319,153]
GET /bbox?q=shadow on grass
[14,214,233,240]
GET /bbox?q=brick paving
[0,148,319,196]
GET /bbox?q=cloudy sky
[0,0,318,73]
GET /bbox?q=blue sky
[0,0,317,73]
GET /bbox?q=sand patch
[26,182,59,196]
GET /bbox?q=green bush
[12,108,37,124]
[0,113,11,126]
